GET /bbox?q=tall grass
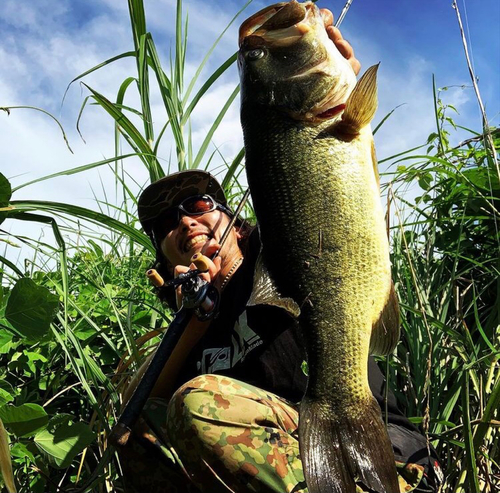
[1,1,249,491]
[0,0,498,492]
[384,92,499,491]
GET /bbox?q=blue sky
[1,0,499,261]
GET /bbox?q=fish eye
[246,48,265,61]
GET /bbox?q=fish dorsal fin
[331,64,379,137]
[370,281,400,355]
[247,250,301,318]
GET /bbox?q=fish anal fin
[300,397,400,493]
[327,64,379,138]
[370,281,400,355]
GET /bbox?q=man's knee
[166,374,228,446]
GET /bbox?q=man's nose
[179,214,198,231]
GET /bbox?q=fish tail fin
[300,397,400,493]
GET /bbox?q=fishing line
[453,0,500,252]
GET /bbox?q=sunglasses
[154,194,231,241]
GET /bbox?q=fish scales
[238,2,401,492]
[243,107,391,404]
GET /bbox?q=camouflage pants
[119,374,426,493]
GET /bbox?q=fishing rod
[310,0,354,28]
[109,189,251,447]
[335,0,355,28]
[213,188,251,259]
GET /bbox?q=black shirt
[176,228,308,402]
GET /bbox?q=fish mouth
[239,1,313,49]
[182,233,211,253]
[238,1,356,122]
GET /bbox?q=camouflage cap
[138,170,228,237]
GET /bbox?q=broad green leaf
[0,381,15,400]
[463,167,500,191]
[34,420,96,469]
[29,475,46,493]
[25,351,48,374]
[0,403,48,437]
[0,172,12,226]
[0,388,13,406]
[5,278,58,340]
[418,172,433,191]
[0,173,11,205]
[10,442,35,463]
[0,331,16,354]
[46,414,73,433]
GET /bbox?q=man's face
[160,208,233,268]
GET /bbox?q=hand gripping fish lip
[238,1,356,122]
[238,1,310,47]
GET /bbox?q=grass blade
[8,202,153,252]
[12,154,147,193]
[1,106,73,153]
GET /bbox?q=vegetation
[0,0,497,491]
[385,95,499,491]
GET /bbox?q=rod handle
[108,423,132,447]
[146,269,164,287]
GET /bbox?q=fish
[238,2,401,492]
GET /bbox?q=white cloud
[1,0,498,267]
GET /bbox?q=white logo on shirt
[198,311,263,374]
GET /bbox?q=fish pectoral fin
[370,281,400,355]
[247,251,301,318]
[300,397,400,493]
[327,64,379,138]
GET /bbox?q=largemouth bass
[238,2,400,492]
